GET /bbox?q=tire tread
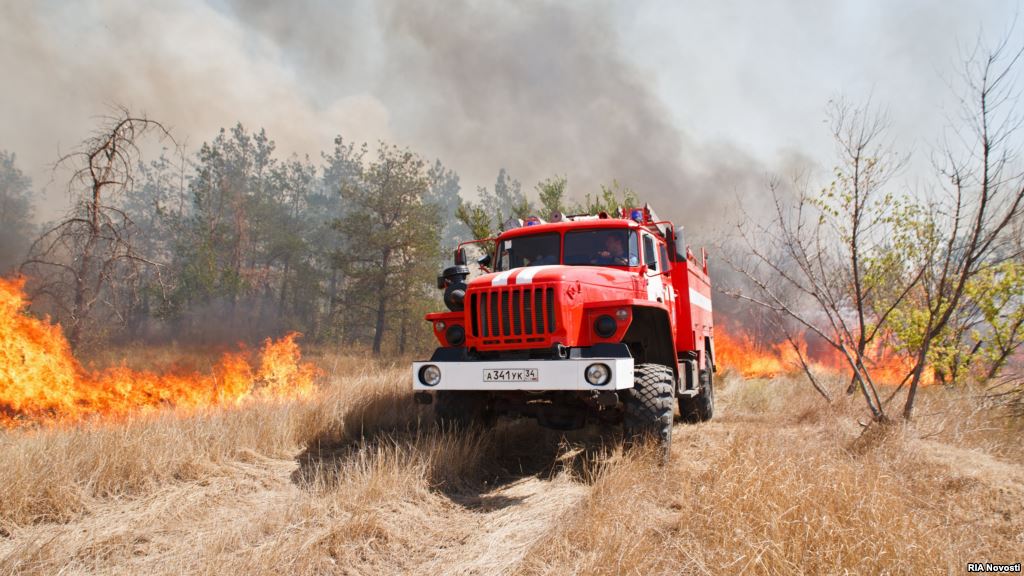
[623,364,675,451]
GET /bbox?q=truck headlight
[445,324,465,346]
[585,363,611,386]
[419,365,441,386]
[594,315,616,338]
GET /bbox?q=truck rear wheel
[623,364,675,454]
[679,364,714,423]
[434,391,495,430]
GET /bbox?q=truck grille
[470,286,556,342]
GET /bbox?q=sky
[1,0,1020,229]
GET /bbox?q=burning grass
[0,350,1021,574]
[715,320,931,386]
[0,277,319,428]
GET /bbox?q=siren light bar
[506,203,668,237]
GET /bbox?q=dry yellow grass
[0,352,1021,575]
[520,377,1023,575]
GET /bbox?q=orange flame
[716,321,929,385]
[0,277,318,427]
[715,327,803,379]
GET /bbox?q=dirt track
[0,436,589,575]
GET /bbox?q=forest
[0,117,639,356]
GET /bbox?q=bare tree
[724,102,916,421]
[21,108,173,348]
[901,38,1024,418]
[725,35,1024,422]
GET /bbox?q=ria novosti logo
[966,563,1021,573]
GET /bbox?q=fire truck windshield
[565,229,638,266]
[494,228,640,270]
[495,233,560,271]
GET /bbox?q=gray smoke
[223,0,769,237]
[0,0,393,220]
[1,0,1017,241]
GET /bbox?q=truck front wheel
[622,363,675,454]
[434,391,495,430]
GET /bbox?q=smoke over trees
[9,117,566,355]
[0,152,35,274]
[6,108,684,357]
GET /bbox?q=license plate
[483,368,539,383]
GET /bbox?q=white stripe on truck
[689,288,713,312]
[491,269,515,286]
[515,265,556,284]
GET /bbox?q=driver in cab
[525,249,557,267]
[593,235,629,265]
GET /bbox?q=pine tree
[333,143,441,354]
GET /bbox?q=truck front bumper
[412,357,635,391]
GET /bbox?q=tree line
[0,115,634,355]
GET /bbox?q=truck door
[659,243,675,305]
[643,234,664,303]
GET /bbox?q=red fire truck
[412,205,714,451]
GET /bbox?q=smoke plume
[0,0,1015,238]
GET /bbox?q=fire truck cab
[412,205,715,452]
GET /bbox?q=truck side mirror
[454,247,467,266]
[477,253,492,268]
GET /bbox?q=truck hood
[470,265,635,291]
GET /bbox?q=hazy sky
[1,0,1020,225]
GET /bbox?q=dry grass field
[1,350,1021,575]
